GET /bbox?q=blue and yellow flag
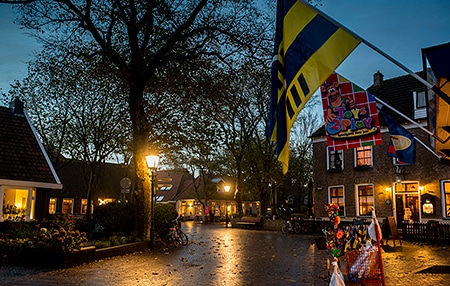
[266,0,361,174]
[380,110,416,165]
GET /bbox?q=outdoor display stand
[344,208,385,286]
[345,245,383,285]
[325,204,386,286]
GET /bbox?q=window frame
[415,90,426,109]
[328,185,346,217]
[327,148,344,172]
[1,186,36,221]
[441,180,450,219]
[356,184,374,217]
[354,146,373,168]
[62,198,74,214]
[49,197,57,214]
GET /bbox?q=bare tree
[5,49,131,219]
[1,0,270,239]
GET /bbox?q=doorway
[394,182,420,228]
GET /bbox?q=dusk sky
[0,1,449,95]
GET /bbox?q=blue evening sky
[0,1,449,94]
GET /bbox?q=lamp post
[224,185,230,228]
[145,155,160,248]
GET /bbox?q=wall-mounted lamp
[385,187,392,205]
[394,166,405,183]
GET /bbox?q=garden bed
[23,241,150,268]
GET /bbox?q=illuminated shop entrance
[393,181,420,227]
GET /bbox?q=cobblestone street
[1,221,450,285]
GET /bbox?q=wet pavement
[1,221,450,285]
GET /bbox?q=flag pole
[414,136,442,160]
[375,95,450,144]
[303,0,450,104]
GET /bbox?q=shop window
[49,198,57,214]
[327,149,343,172]
[62,198,74,214]
[356,184,374,216]
[328,186,345,216]
[441,180,450,218]
[354,146,373,169]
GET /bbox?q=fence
[401,221,450,243]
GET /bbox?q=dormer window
[327,149,343,172]
[415,90,426,108]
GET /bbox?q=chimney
[9,97,24,116]
[373,70,383,86]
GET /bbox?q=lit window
[327,149,343,171]
[98,198,113,205]
[2,188,30,220]
[81,199,87,214]
[49,198,57,214]
[357,184,374,216]
[62,199,74,214]
[355,146,372,167]
[442,181,450,218]
[328,186,345,216]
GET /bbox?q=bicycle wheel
[172,231,180,247]
[281,222,289,234]
[293,222,301,234]
[180,231,188,246]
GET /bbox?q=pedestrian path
[0,222,449,285]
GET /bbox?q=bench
[236,216,263,229]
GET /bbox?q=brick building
[312,71,450,227]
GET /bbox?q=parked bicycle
[169,215,188,247]
[281,216,301,234]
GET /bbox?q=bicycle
[169,216,188,247]
[281,217,301,234]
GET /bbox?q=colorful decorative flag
[380,110,416,164]
[266,0,361,174]
[320,73,382,151]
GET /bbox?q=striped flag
[380,110,416,164]
[266,0,361,174]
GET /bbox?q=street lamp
[224,185,230,228]
[145,155,160,248]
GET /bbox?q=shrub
[0,215,89,264]
[154,204,178,239]
[29,214,88,251]
[94,201,135,234]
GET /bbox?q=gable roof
[155,170,193,203]
[54,160,133,198]
[0,98,62,189]
[367,71,427,123]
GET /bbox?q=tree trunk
[236,164,243,217]
[129,79,151,241]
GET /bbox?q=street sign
[120,177,131,189]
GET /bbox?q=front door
[394,182,420,228]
